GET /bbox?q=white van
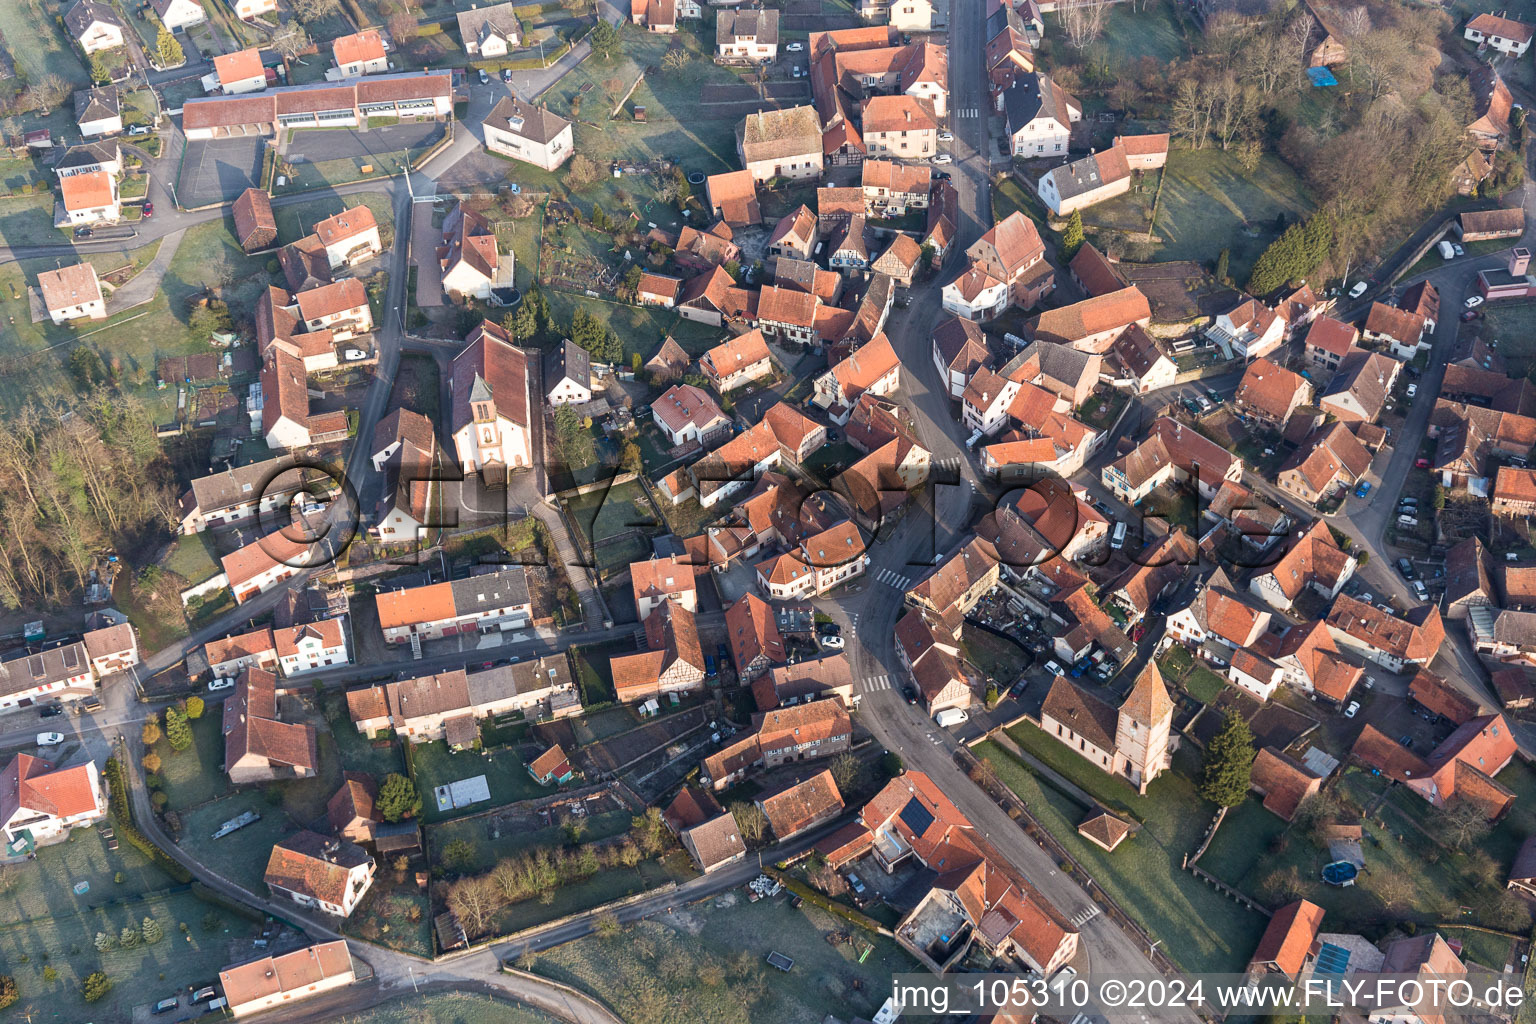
[1397,515,1418,528]
[1439,240,1456,260]
[1111,521,1128,549]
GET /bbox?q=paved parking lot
[284,121,444,164]
[177,135,264,208]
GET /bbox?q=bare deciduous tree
[1059,0,1109,49]
[661,48,690,72]
[730,801,768,844]
[271,24,311,62]
[446,876,504,937]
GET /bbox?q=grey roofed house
[0,639,93,700]
[1493,609,1536,648]
[455,1,522,52]
[717,7,779,47]
[73,86,119,124]
[774,257,820,292]
[54,140,119,174]
[1002,72,1069,134]
[544,338,591,394]
[985,0,1025,42]
[1044,147,1130,204]
[182,456,308,519]
[448,564,531,616]
[483,95,570,146]
[1009,339,1095,390]
[65,0,125,39]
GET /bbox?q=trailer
[766,951,794,972]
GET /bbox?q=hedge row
[103,757,192,884]
[766,869,884,934]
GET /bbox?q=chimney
[1512,247,1531,276]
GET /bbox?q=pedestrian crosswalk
[860,674,893,693]
[955,107,982,118]
[875,567,911,589]
[934,456,963,472]
[1071,905,1101,927]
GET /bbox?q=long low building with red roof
[0,753,107,851]
[181,70,453,139]
[220,941,356,1018]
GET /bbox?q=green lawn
[1183,664,1227,704]
[159,533,220,586]
[1475,303,1536,378]
[411,739,552,824]
[1149,149,1314,282]
[571,639,637,705]
[979,736,1267,973]
[0,193,66,248]
[329,696,409,778]
[492,855,691,937]
[154,712,230,812]
[0,0,90,89]
[1095,0,1188,65]
[173,794,302,895]
[566,479,660,575]
[962,626,1029,687]
[426,808,634,876]
[531,885,917,1024]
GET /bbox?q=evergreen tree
[1214,247,1229,284]
[156,28,184,68]
[376,773,421,822]
[141,916,163,944]
[88,51,111,85]
[1060,210,1084,260]
[164,707,191,752]
[1246,211,1332,296]
[1200,712,1256,807]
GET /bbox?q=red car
[1415,458,1430,468]
[142,201,153,218]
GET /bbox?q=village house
[862,96,939,159]
[812,334,902,422]
[58,170,119,226]
[1465,12,1534,55]
[705,170,762,227]
[54,140,121,180]
[931,317,990,398]
[1206,296,1287,360]
[306,204,382,270]
[1325,594,1446,673]
[1277,421,1373,506]
[1459,207,1525,241]
[0,754,106,852]
[1494,466,1536,516]
[232,0,278,16]
[1302,316,1358,377]
[1036,143,1131,216]
[1352,715,1516,815]
[1247,901,1325,982]
[1319,350,1399,424]
[725,593,786,681]
[375,566,533,644]
[1002,72,1079,157]
[1106,323,1176,394]
[637,271,681,307]
[223,668,319,784]
[1164,567,1273,659]
[457,2,522,56]
[153,0,206,30]
[1362,302,1429,360]
[702,698,852,789]
[543,339,592,407]
[1115,133,1170,169]
[872,235,924,287]
[450,320,533,475]
[265,831,375,917]
[219,942,356,1019]
[737,105,823,183]
[701,329,774,393]
[1028,286,1151,353]
[332,30,389,77]
[438,206,511,301]
[1249,521,1357,612]
[861,160,931,215]
[209,48,268,94]
[942,211,1052,320]
[276,619,349,676]
[651,383,731,447]
[753,654,856,711]
[631,554,699,620]
[716,8,779,61]
[74,87,121,138]
[1101,417,1243,502]
[482,96,574,171]
[767,206,819,262]
[611,600,708,703]
[38,263,106,324]
[756,520,869,599]
[221,531,317,604]
[1233,358,1311,430]
[663,788,746,874]
[178,456,313,534]
[64,0,126,55]
[756,770,844,840]
[295,278,372,340]
[1104,529,1198,627]
[205,628,278,681]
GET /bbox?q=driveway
[177,135,265,208]
[410,202,445,308]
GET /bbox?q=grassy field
[154,712,230,812]
[0,0,90,89]
[571,639,637,705]
[1150,149,1314,282]
[530,889,918,1024]
[412,739,551,823]
[426,808,634,876]
[329,693,410,778]
[274,193,397,248]
[0,193,67,248]
[174,793,303,895]
[160,533,220,586]
[978,736,1267,974]
[566,479,660,575]
[962,626,1028,688]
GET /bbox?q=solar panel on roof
[898,795,934,836]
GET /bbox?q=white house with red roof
[0,754,106,852]
[276,619,349,676]
[1465,12,1534,55]
[206,47,267,94]
[651,383,732,447]
[332,30,389,77]
[439,206,511,301]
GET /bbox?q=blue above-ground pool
[1322,860,1359,886]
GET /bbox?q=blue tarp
[1308,66,1339,87]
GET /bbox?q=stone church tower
[1113,662,1175,794]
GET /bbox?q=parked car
[1412,580,1430,601]
[153,997,180,1015]
[1044,660,1064,676]
[142,201,153,218]
[845,872,867,896]
[1205,387,1222,403]
[903,685,919,705]
[207,677,236,692]
[1344,701,1360,718]
[1465,295,1485,308]
[931,153,953,164]
[820,634,845,650]
[937,130,953,142]
[36,733,63,746]
[501,68,512,82]
[74,227,91,239]
[37,704,62,718]
[478,68,489,84]
[1453,242,1465,257]
[1196,394,1213,412]
[1460,309,1480,322]
[786,41,804,51]
[1349,281,1368,299]
[1354,480,1372,498]
[191,987,218,1003]
[127,124,152,136]
[1415,457,1430,468]
[1398,558,1417,580]
[933,170,951,181]
[1406,382,1417,398]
